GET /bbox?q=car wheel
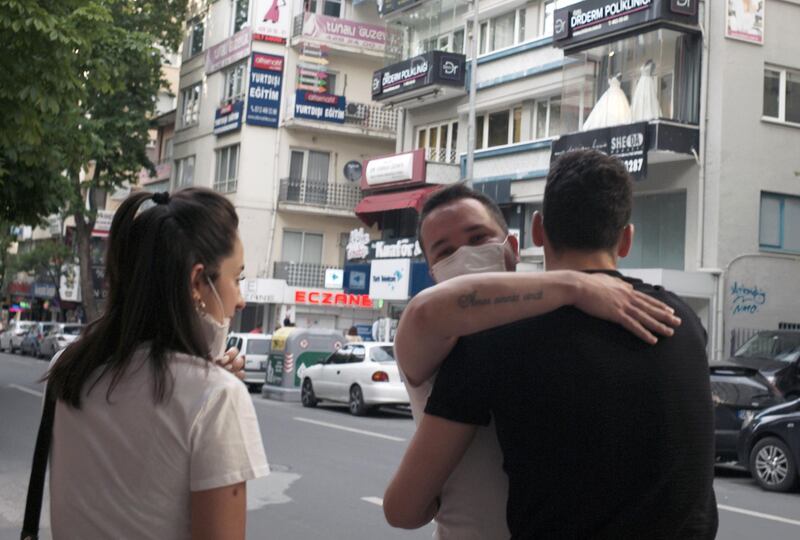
[750,437,798,492]
[349,385,368,416]
[301,378,318,408]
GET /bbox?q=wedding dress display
[583,76,632,130]
[631,60,662,121]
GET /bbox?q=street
[2,352,800,540]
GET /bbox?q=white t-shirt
[48,348,270,540]
[403,371,510,540]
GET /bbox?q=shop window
[416,120,459,163]
[222,61,247,106]
[560,29,701,131]
[173,156,195,188]
[214,145,239,193]
[179,83,201,127]
[760,192,800,253]
[619,192,686,270]
[476,106,523,149]
[187,17,204,57]
[763,66,800,125]
[282,231,324,264]
[232,0,250,33]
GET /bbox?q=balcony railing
[344,102,398,134]
[423,147,458,164]
[274,261,338,289]
[279,177,362,211]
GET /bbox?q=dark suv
[726,331,800,400]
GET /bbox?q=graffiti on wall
[730,281,767,315]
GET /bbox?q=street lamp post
[464,0,479,186]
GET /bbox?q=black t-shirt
[425,271,718,539]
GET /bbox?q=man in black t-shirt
[385,150,718,539]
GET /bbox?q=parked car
[225,333,272,393]
[19,322,58,358]
[725,331,800,400]
[40,324,84,359]
[710,362,784,462]
[0,321,35,353]
[300,342,409,416]
[738,398,800,492]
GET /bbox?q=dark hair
[47,188,239,408]
[416,183,508,254]
[543,149,632,252]
[347,326,358,336]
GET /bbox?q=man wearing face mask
[385,151,717,538]
[390,183,681,539]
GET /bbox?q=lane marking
[293,417,405,442]
[718,504,800,527]
[8,384,44,398]
[361,497,383,507]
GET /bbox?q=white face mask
[431,237,509,283]
[198,276,230,360]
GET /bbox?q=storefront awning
[355,186,441,226]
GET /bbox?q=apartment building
[343,0,800,358]
[173,0,401,332]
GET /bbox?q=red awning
[355,186,441,226]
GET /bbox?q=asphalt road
[2,351,800,540]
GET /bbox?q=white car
[0,321,35,353]
[300,342,409,416]
[225,333,272,392]
[40,324,84,358]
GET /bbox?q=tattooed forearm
[457,289,544,309]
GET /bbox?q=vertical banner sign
[247,53,284,128]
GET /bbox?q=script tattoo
[457,289,544,309]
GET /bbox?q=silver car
[0,321,35,353]
[40,324,84,359]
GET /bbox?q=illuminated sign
[294,289,374,308]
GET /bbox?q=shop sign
[369,258,411,301]
[293,288,375,308]
[33,282,57,300]
[363,149,426,189]
[724,0,764,45]
[91,265,107,301]
[553,0,698,49]
[92,210,114,237]
[294,90,346,123]
[343,264,371,294]
[409,261,435,297]
[241,278,286,304]
[60,264,81,303]
[372,51,466,101]
[324,269,344,289]
[205,28,251,74]
[213,100,244,135]
[551,122,649,180]
[8,281,31,295]
[246,54,284,128]
[253,0,292,44]
[346,228,371,261]
[372,238,422,259]
[297,13,389,52]
[48,216,62,235]
[378,0,423,16]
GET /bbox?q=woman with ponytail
[45,188,269,540]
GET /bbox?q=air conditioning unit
[345,103,366,120]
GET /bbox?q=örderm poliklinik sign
[553,0,699,49]
[371,51,466,101]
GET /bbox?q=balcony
[284,99,398,140]
[291,12,392,59]
[274,261,338,289]
[278,177,362,217]
[423,147,457,165]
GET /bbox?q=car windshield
[62,326,82,335]
[370,346,396,363]
[735,333,800,361]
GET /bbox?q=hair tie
[152,192,170,205]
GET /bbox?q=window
[541,0,555,37]
[162,137,174,163]
[246,338,270,355]
[763,67,800,125]
[282,231,324,264]
[760,193,800,253]
[619,192,686,270]
[479,9,526,55]
[222,61,247,105]
[416,120,459,163]
[179,83,201,127]
[173,156,195,188]
[476,106,523,149]
[533,96,562,139]
[323,0,341,18]
[214,145,239,193]
[187,17,204,57]
[232,0,250,34]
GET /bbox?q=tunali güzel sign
[299,13,388,52]
[294,90,346,123]
[205,28,251,74]
[246,53,284,128]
